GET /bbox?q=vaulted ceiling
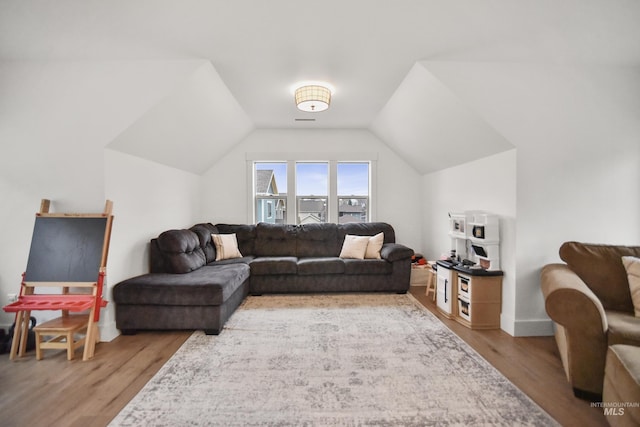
[2,1,639,174]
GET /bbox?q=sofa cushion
[343,259,392,275]
[210,255,255,266]
[297,223,339,257]
[112,264,250,306]
[622,256,640,317]
[156,229,206,274]
[212,233,243,261]
[603,345,640,426]
[338,222,396,245]
[607,310,640,346]
[559,242,640,312]
[215,224,256,256]
[255,223,297,256]
[297,257,345,275]
[190,223,219,263]
[250,257,298,276]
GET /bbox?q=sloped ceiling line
[107,57,515,177]
[370,62,514,176]
[107,61,254,175]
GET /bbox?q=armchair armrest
[541,263,607,333]
[380,243,414,262]
[541,263,609,397]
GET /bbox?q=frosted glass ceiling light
[295,85,331,112]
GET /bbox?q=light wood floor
[0,288,607,427]
[409,286,607,427]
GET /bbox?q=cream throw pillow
[212,233,243,261]
[622,256,640,317]
[339,235,371,259]
[364,232,384,259]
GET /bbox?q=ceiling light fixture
[294,84,331,112]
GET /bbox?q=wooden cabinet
[455,273,502,329]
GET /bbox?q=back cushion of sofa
[156,229,206,274]
[297,223,339,257]
[149,238,168,273]
[338,223,396,247]
[190,223,219,263]
[215,224,256,256]
[255,223,297,256]
[560,242,640,312]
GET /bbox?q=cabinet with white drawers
[455,272,502,329]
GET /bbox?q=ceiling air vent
[295,118,316,122]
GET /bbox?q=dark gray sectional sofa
[113,222,413,335]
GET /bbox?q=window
[337,162,369,224]
[252,158,373,224]
[254,162,287,224]
[296,162,328,224]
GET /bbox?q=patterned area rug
[109,294,558,426]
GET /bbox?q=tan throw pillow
[212,233,243,261]
[364,232,384,259]
[622,256,640,317]
[339,235,371,259]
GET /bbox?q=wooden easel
[3,199,114,361]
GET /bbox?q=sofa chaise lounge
[113,222,414,335]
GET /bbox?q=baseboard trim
[501,314,554,337]
[99,319,120,342]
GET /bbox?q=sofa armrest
[541,263,609,396]
[541,263,608,332]
[380,243,414,262]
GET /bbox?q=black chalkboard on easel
[24,216,109,283]
[4,199,114,361]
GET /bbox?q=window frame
[247,153,377,224]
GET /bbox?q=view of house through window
[255,162,287,224]
[253,160,370,224]
[296,162,328,224]
[338,162,369,223]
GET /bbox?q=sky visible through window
[337,163,368,196]
[296,163,328,196]
[256,162,368,196]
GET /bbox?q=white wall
[102,149,201,340]
[0,59,206,331]
[511,65,637,336]
[372,62,514,175]
[107,61,254,174]
[2,58,637,342]
[422,149,518,333]
[424,61,640,335]
[200,128,424,252]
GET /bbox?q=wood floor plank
[0,331,190,427]
[409,286,607,427]
[0,290,608,426]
